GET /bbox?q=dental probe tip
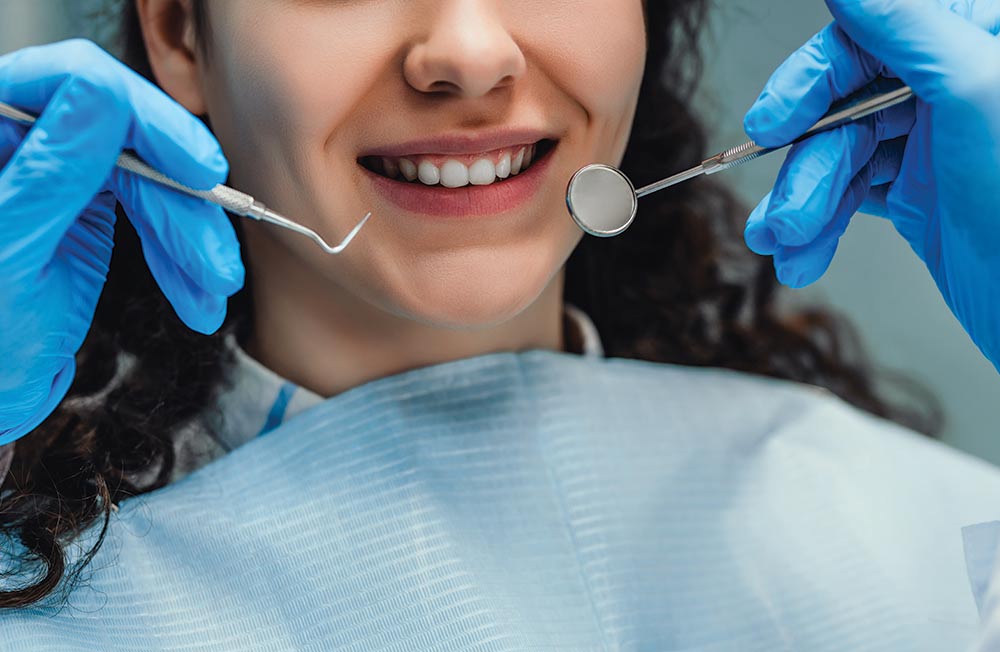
[334,211,374,253]
[260,208,373,255]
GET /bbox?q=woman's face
[195,0,647,328]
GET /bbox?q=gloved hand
[743,0,1000,370]
[0,39,244,445]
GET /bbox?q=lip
[359,128,556,158]
[360,140,559,218]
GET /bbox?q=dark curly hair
[0,0,939,609]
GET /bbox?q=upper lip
[359,128,558,158]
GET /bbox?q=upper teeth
[379,144,537,188]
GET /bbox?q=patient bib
[3,351,1000,651]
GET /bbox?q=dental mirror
[566,78,916,238]
[565,164,638,238]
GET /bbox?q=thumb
[825,0,1000,101]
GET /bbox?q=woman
[1,0,1000,649]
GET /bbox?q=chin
[394,278,545,330]
[385,253,560,330]
[343,217,578,331]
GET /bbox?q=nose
[404,0,527,98]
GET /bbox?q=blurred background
[2,0,998,463]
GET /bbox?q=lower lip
[359,143,558,218]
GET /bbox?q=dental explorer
[566,78,915,238]
[0,100,372,255]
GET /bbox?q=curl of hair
[0,0,939,609]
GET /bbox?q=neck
[242,239,567,399]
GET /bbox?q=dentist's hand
[743,0,1000,369]
[0,40,244,445]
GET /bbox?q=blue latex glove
[743,0,1000,369]
[0,40,244,445]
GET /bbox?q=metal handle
[703,79,916,175]
[115,151,263,218]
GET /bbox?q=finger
[0,39,227,189]
[112,168,244,297]
[0,358,76,445]
[759,103,913,247]
[125,200,232,335]
[0,76,129,273]
[854,137,906,217]
[825,0,1000,102]
[138,239,230,336]
[773,176,865,288]
[761,125,876,248]
[63,191,117,340]
[744,23,884,147]
[772,142,896,288]
[115,178,243,335]
[867,136,907,186]
[879,113,938,255]
[745,191,779,256]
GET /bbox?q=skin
[137,0,646,397]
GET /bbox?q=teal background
[2,0,998,463]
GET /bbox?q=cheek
[520,1,647,121]
[202,4,396,188]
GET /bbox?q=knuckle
[55,40,129,101]
[63,73,130,122]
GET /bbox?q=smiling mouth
[358,139,558,189]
